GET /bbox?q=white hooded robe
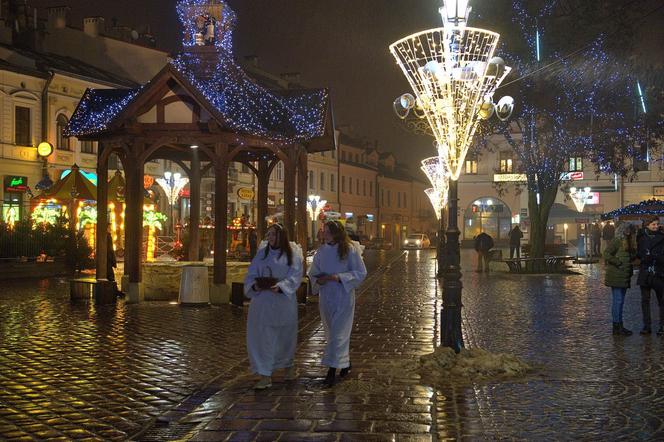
[244,242,303,376]
[308,242,367,369]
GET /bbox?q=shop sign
[237,187,255,200]
[654,186,664,197]
[520,208,528,218]
[4,176,28,192]
[561,171,584,181]
[493,173,527,182]
[267,193,277,206]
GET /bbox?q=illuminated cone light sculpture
[390,0,512,352]
[421,155,450,220]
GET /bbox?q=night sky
[26,1,664,172]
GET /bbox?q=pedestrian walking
[591,221,602,257]
[474,231,494,272]
[603,222,636,336]
[508,225,523,259]
[308,220,367,387]
[248,228,257,259]
[636,215,664,336]
[243,223,303,389]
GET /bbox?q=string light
[602,199,664,220]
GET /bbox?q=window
[80,140,94,154]
[349,177,353,194]
[355,154,359,163]
[356,179,359,195]
[369,181,373,197]
[241,163,250,173]
[276,162,284,181]
[331,150,336,159]
[15,106,31,146]
[397,192,401,208]
[309,170,315,190]
[568,157,583,172]
[342,176,346,193]
[341,151,346,161]
[330,174,335,192]
[56,114,70,150]
[499,151,513,173]
[387,190,391,207]
[363,180,366,196]
[321,152,326,158]
[381,189,384,206]
[404,193,407,208]
[465,158,478,174]
[634,143,650,172]
[320,172,325,191]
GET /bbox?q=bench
[70,278,116,304]
[497,256,575,273]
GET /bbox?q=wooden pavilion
[65,0,335,302]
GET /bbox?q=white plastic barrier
[178,264,210,305]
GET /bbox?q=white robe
[308,242,367,369]
[244,242,303,376]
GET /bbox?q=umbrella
[33,164,96,203]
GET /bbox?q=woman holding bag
[308,220,367,387]
[603,222,636,336]
[244,223,303,389]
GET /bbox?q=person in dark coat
[248,229,258,259]
[636,215,664,335]
[603,222,636,335]
[591,222,602,256]
[508,225,523,259]
[107,230,124,297]
[602,222,615,251]
[474,231,494,272]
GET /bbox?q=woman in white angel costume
[244,223,303,390]
[308,220,367,387]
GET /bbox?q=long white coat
[308,242,367,369]
[244,242,303,376]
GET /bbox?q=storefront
[2,175,30,225]
[463,197,512,241]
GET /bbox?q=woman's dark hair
[642,215,660,227]
[325,220,352,260]
[262,223,293,265]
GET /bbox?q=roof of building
[0,43,138,87]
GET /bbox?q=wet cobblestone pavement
[2,249,664,440]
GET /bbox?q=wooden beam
[213,143,229,285]
[96,142,109,280]
[188,149,202,261]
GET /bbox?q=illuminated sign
[493,173,527,182]
[561,171,584,181]
[4,176,28,192]
[587,192,600,205]
[237,187,255,200]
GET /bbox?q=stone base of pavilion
[119,261,250,303]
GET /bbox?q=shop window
[499,152,513,173]
[320,172,325,191]
[330,174,336,192]
[465,158,478,174]
[80,140,95,154]
[568,157,583,172]
[349,177,353,194]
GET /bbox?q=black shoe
[612,323,621,335]
[339,363,351,378]
[324,367,336,387]
[619,324,633,336]
[640,327,652,335]
[657,326,664,336]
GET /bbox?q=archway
[463,197,513,241]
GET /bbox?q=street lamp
[156,171,189,234]
[390,0,512,352]
[306,195,326,246]
[570,186,592,258]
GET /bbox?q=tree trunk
[527,183,558,272]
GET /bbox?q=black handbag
[645,270,664,291]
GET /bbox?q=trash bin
[179,264,210,305]
[231,282,247,307]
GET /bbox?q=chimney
[280,72,301,84]
[244,55,259,67]
[47,6,69,29]
[83,17,104,37]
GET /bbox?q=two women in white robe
[308,220,367,386]
[244,223,303,389]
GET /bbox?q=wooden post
[188,148,201,261]
[283,148,297,235]
[125,158,144,284]
[296,146,308,257]
[95,143,109,280]
[256,159,270,241]
[213,144,229,286]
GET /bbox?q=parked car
[402,233,431,249]
[365,238,393,250]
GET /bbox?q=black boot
[640,326,652,335]
[339,363,352,378]
[612,323,621,335]
[324,367,336,387]
[619,323,633,336]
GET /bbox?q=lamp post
[156,171,189,235]
[306,195,326,247]
[390,0,512,352]
[570,186,592,258]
